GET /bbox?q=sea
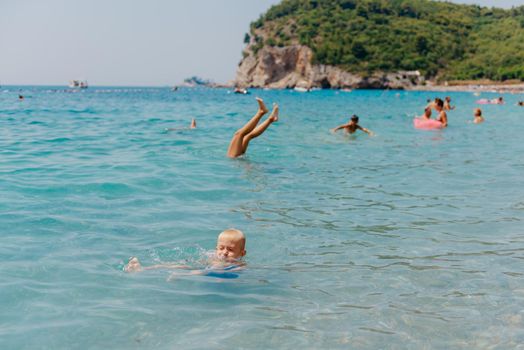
[1,86,523,349]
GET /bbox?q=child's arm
[358,125,373,135]
[331,123,348,132]
[143,263,191,271]
[124,257,190,273]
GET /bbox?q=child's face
[216,234,245,262]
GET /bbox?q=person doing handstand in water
[227,98,279,158]
[331,115,373,135]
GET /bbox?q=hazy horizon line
[1,83,228,88]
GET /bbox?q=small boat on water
[69,80,88,89]
[294,86,311,92]
[234,87,249,95]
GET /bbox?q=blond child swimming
[331,115,373,135]
[125,229,246,274]
[227,98,279,158]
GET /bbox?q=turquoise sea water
[1,86,524,349]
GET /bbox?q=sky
[0,0,522,86]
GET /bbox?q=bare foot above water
[270,103,279,122]
[256,97,269,115]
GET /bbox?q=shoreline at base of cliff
[409,82,524,93]
[224,81,524,93]
[220,83,524,93]
[406,84,524,93]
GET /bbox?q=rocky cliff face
[235,45,425,90]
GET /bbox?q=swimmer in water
[518,101,524,106]
[227,98,279,158]
[444,96,455,111]
[491,97,504,105]
[166,118,197,132]
[124,228,246,274]
[419,106,432,120]
[331,115,373,135]
[18,94,24,100]
[426,98,438,110]
[473,108,484,124]
[435,98,448,127]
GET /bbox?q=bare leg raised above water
[241,103,279,154]
[227,98,269,158]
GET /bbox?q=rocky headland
[233,0,524,91]
[235,44,425,90]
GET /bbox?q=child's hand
[124,257,143,273]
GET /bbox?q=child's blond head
[216,229,246,261]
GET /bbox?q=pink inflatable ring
[413,118,443,130]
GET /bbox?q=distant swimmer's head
[474,108,482,117]
[445,96,451,102]
[519,101,524,106]
[216,229,246,262]
[350,115,359,123]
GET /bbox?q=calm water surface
[1,86,523,349]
